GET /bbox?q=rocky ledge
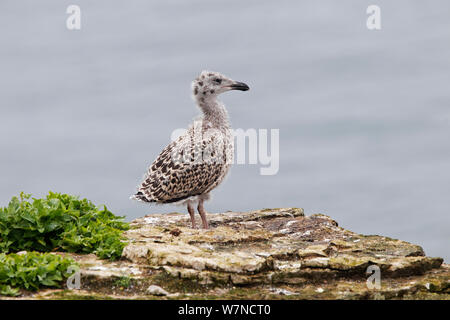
[32,208,449,299]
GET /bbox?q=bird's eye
[214,78,222,84]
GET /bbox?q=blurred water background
[1,0,449,261]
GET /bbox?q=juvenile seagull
[131,71,249,229]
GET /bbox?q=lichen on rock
[21,208,449,300]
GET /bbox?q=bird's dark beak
[229,81,250,91]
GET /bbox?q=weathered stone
[19,208,449,300]
[146,285,169,296]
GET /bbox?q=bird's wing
[136,126,230,203]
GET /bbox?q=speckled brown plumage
[131,71,249,229]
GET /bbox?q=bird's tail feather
[130,191,154,203]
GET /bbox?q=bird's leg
[197,200,209,229]
[187,202,197,229]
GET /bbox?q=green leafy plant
[0,192,129,260]
[114,276,132,288]
[0,252,76,296]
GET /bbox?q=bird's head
[192,71,249,102]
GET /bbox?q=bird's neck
[196,96,230,129]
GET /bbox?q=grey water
[0,0,449,262]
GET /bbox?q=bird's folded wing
[137,128,229,203]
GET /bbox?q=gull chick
[131,71,249,229]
